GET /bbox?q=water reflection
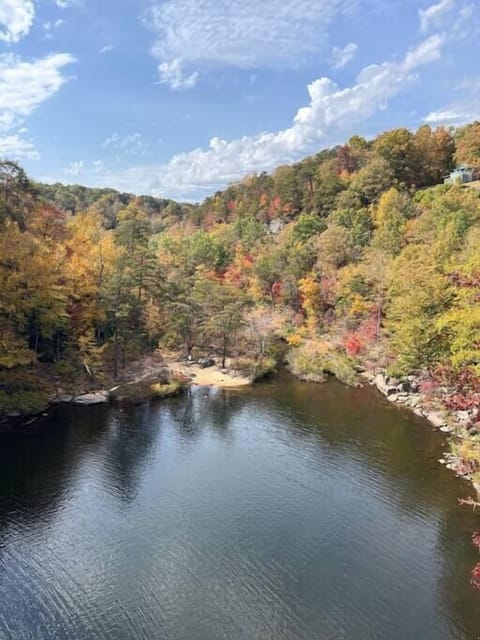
[0,376,478,640]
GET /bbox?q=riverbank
[362,369,480,499]
[168,360,252,388]
[2,350,479,506]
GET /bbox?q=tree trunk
[222,335,227,369]
[113,330,119,379]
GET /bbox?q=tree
[312,159,345,217]
[192,272,250,367]
[373,128,421,186]
[372,188,412,255]
[414,125,454,185]
[386,246,451,372]
[455,122,480,170]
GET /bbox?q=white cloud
[331,42,358,69]
[424,108,475,125]
[0,0,34,43]
[158,58,199,90]
[419,0,455,32]
[84,34,444,198]
[55,0,80,8]
[43,18,64,39]
[102,132,150,156]
[99,45,114,55]
[0,53,76,127]
[0,52,75,158]
[64,160,84,176]
[0,134,38,160]
[424,73,480,126]
[143,0,367,89]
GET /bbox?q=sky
[0,0,479,201]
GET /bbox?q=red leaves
[471,564,480,590]
[432,365,480,410]
[343,334,363,356]
[342,313,378,357]
[444,393,480,411]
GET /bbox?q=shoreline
[2,357,479,503]
[167,361,252,388]
[362,369,480,499]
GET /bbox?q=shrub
[287,341,359,386]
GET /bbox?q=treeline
[36,181,194,231]
[1,122,480,422]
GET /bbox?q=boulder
[198,357,215,369]
[426,410,448,428]
[51,394,73,404]
[72,392,109,405]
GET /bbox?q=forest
[1,121,480,457]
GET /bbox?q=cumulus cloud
[0,53,76,128]
[143,0,367,89]
[331,42,358,69]
[419,0,455,32]
[0,0,34,43]
[84,34,444,198]
[0,52,75,159]
[99,45,114,55]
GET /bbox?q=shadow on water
[0,374,478,639]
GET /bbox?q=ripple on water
[0,380,479,640]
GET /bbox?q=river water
[0,375,479,639]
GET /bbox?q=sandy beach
[168,361,252,388]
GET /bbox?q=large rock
[51,394,74,404]
[373,374,397,396]
[198,357,215,369]
[425,410,448,428]
[72,392,109,405]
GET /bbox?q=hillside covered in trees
[1,121,480,452]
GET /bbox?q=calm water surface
[0,375,479,639]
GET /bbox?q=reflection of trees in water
[253,376,457,510]
[252,375,480,637]
[99,403,161,504]
[0,405,110,545]
[435,506,480,638]
[162,386,243,442]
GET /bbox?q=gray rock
[72,392,109,406]
[51,394,73,404]
[439,425,455,434]
[456,410,471,424]
[268,219,284,235]
[426,411,448,428]
[198,357,215,369]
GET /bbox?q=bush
[0,390,48,417]
[110,374,183,404]
[287,341,359,386]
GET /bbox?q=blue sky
[0,0,479,201]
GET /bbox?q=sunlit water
[0,375,479,639]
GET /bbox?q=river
[0,375,479,639]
